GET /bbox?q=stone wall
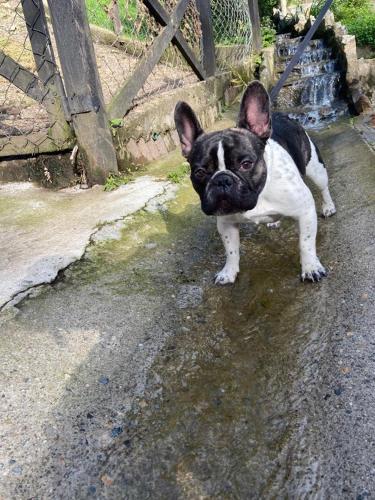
[113,73,239,171]
[323,17,375,114]
[114,50,277,172]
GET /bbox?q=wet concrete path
[0,121,374,499]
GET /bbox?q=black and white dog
[174,81,336,285]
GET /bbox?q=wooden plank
[248,0,262,53]
[196,0,216,77]
[0,51,45,103]
[0,129,75,158]
[108,0,190,120]
[143,0,206,80]
[47,0,118,184]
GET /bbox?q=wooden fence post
[196,0,216,77]
[47,0,118,185]
[248,0,262,53]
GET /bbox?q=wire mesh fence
[86,0,252,106]
[0,0,253,159]
[212,0,253,71]
[0,0,73,157]
[86,0,202,108]
[0,2,48,136]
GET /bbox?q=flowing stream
[274,34,348,127]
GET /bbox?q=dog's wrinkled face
[174,81,271,216]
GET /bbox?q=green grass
[85,0,139,36]
[167,163,190,184]
[104,173,132,191]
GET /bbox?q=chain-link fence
[212,0,252,71]
[0,0,253,160]
[0,0,73,157]
[86,0,202,108]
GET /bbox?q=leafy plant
[104,173,131,191]
[231,54,262,90]
[110,118,124,128]
[311,0,375,49]
[167,163,190,184]
[261,17,277,47]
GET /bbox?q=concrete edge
[0,179,176,314]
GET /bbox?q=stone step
[274,72,343,108]
[276,37,326,56]
[277,47,333,65]
[275,100,349,128]
[276,60,339,82]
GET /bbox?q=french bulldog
[174,81,336,285]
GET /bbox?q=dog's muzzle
[211,172,234,191]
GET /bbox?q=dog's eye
[240,160,253,171]
[194,168,206,179]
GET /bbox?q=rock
[354,94,373,115]
[323,9,335,28]
[111,426,124,438]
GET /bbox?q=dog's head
[174,81,271,216]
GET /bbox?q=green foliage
[167,163,190,184]
[231,55,261,90]
[258,0,279,18]
[261,17,277,47]
[110,118,124,128]
[345,11,375,48]
[311,0,375,48]
[104,173,131,191]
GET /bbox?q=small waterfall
[274,34,348,128]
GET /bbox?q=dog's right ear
[174,101,203,157]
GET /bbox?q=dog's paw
[301,260,327,282]
[214,266,238,285]
[267,220,281,230]
[321,202,336,218]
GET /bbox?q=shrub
[345,10,375,48]
[261,17,277,47]
[311,0,375,49]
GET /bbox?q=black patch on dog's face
[188,129,267,215]
[174,81,271,216]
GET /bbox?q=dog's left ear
[174,101,203,157]
[237,81,271,141]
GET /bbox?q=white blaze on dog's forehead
[217,141,226,171]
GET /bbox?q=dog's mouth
[202,185,259,216]
[215,195,232,211]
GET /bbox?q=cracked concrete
[0,177,174,310]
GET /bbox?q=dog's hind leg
[306,139,336,218]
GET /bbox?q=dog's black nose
[214,173,233,189]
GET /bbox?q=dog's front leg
[215,217,240,285]
[298,204,327,282]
